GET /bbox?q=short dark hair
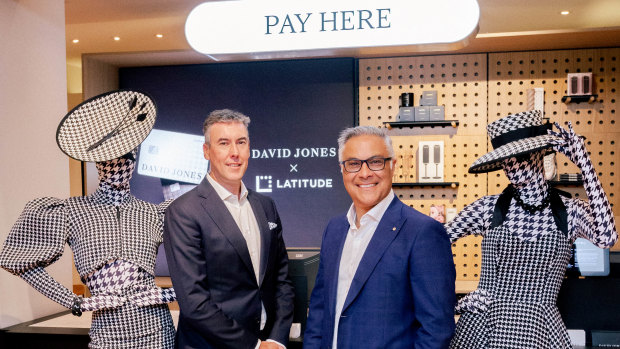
[203,109,251,144]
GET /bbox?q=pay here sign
[185,0,480,59]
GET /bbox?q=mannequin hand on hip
[128,285,176,306]
[81,294,127,311]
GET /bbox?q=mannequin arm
[549,122,617,247]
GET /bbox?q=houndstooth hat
[469,110,560,173]
[56,90,156,162]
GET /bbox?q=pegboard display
[359,54,488,135]
[359,54,488,280]
[359,48,619,281]
[488,49,619,243]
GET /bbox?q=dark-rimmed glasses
[340,157,392,173]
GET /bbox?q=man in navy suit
[164,109,294,349]
[304,126,456,349]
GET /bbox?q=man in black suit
[164,109,294,349]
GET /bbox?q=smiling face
[341,134,396,219]
[203,121,250,195]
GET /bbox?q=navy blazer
[163,177,294,349]
[304,195,456,349]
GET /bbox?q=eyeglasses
[340,157,392,173]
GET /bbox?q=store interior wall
[359,48,620,284]
[77,48,619,293]
[0,0,72,328]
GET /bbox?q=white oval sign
[185,0,480,59]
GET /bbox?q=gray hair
[203,109,251,144]
[337,126,395,161]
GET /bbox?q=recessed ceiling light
[156,34,164,38]
[72,39,79,44]
[113,36,120,41]
[560,10,570,15]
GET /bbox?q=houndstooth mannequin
[448,122,617,349]
[0,150,176,348]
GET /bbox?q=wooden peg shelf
[393,182,459,188]
[384,120,459,129]
[561,94,598,104]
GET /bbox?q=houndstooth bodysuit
[448,123,617,348]
[0,153,176,348]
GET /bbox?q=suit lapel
[342,197,404,312]
[326,218,350,318]
[247,191,271,286]
[198,178,255,280]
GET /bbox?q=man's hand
[259,341,284,349]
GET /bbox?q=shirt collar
[346,189,395,228]
[206,173,248,202]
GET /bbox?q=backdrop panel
[119,58,356,254]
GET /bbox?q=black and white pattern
[549,122,617,246]
[0,155,175,348]
[85,259,141,293]
[485,110,542,139]
[95,152,135,206]
[448,121,617,348]
[128,284,177,307]
[81,259,176,347]
[19,266,78,309]
[89,296,174,349]
[81,293,127,312]
[497,152,561,242]
[469,110,561,174]
[454,288,490,314]
[451,224,573,348]
[56,90,156,162]
[83,259,177,308]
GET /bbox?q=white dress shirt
[332,190,394,349]
[207,174,261,282]
[206,174,285,349]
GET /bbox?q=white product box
[446,207,458,222]
[526,87,545,113]
[418,141,444,182]
[567,72,593,96]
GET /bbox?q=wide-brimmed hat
[56,90,156,162]
[469,110,560,173]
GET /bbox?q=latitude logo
[255,174,334,192]
[256,175,273,193]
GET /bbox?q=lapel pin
[392,227,396,231]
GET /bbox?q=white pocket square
[268,222,278,230]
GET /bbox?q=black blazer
[164,177,294,349]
